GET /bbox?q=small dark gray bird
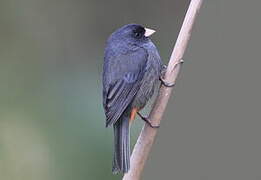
[103,24,167,174]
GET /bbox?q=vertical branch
[122,0,204,179]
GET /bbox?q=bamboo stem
[123,0,204,179]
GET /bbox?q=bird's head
[110,24,156,46]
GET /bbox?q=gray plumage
[102,24,162,174]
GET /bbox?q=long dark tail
[112,115,130,174]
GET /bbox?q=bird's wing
[103,48,148,127]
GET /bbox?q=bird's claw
[160,77,176,87]
[160,59,184,87]
[162,64,167,70]
[137,112,160,128]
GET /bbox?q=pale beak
[144,28,156,37]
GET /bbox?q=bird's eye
[134,32,142,38]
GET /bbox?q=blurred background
[0,0,190,179]
[1,0,261,180]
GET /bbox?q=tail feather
[112,115,130,174]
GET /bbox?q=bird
[102,24,174,174]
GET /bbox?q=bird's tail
[112,115,130,174]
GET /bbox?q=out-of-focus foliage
[0,0,187,179]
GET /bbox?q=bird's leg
[137,112,160,128]
[160,59,184,87]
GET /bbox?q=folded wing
[103,48,148,127]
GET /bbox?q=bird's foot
[160,59,184,87]
[160,77,176,87]
[137,112,160,128]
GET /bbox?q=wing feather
[103,48,148,127]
